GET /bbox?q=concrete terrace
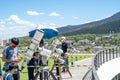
[61,58,92,80]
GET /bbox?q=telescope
[37,39,65,66]
[21,29,65,70]
[33,39,65,80]
[21,29,44,70]
[21,29,66,80]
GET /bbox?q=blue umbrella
[29,28,58,39]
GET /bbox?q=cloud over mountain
[27,11,45,16]
[49,12,61,17]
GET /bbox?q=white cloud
[82,21,92,24]
[8,15,20,21]
[0,15,36,39]
[82,19,101,24]
[0,25,35,39]
[36,23,58,32]
[37,23,57,28]
[0,25,5,31]
[72,16,79,19]
[27,11,44,16]
[58,24,66,27]
[0,14,60,39]
[49,12,61,17]
[94,19,102,21]
[0,19,6,24]
[8,15,35,27]
[0,26,34,39]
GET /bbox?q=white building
[0,39,9,46]
[78,39,90,45]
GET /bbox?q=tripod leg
[57,66,62,80]
[36,71,43,80]
[56,66,61,80]
[49,64,58,80]
[65,64,72,78]
[34,71,45,80]
[49,71,57,80]
[34,71,40,80]
[42,70,49,80]
[48,64,55,77]
[44,71,48,80]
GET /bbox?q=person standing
[2,37,21,80]
[61,37,68,54]
[27,52,40,80]
[60,36,69,72]
[27,39,47,80]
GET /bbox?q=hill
[57,11,120,36]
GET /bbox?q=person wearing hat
[60,36,69,72]
[2,37,21,80]
[61,36,68,53]
[3,62,18,80]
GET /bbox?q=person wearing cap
[60,36,69,72]
[3,62,18,80]
[61,36,68,53]
[2,37,21,80]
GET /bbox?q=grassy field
[0,53,93,80]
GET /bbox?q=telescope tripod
[34,66,49,80]
[33,56,72,80]
[33,64,61,80]
[49,60,72,80]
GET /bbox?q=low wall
[96,57,120,80]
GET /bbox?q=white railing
[82,47,120,80]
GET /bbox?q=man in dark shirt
[62,42,68,53]
[61,36,69,72]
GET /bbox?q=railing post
[103,51,105,63]
[109,49,111,60]
[100,52,102,65]
[97,53,100,68]
[83,46,120,80]
[113,48,115,59]
[106,49,108,62]
[119,47,120,57]
[92,71,95,80]
[94,56,97,70]
[116,47,118,58]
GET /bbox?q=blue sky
[0,0,120,39]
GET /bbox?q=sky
[0,0,120,39]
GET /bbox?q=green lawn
[0,54,92,80]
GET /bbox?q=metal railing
[82,46,120,80]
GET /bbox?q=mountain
[57,11,120,36]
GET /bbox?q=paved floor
[59,58,92,80]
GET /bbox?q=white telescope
[21,29,44,70]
